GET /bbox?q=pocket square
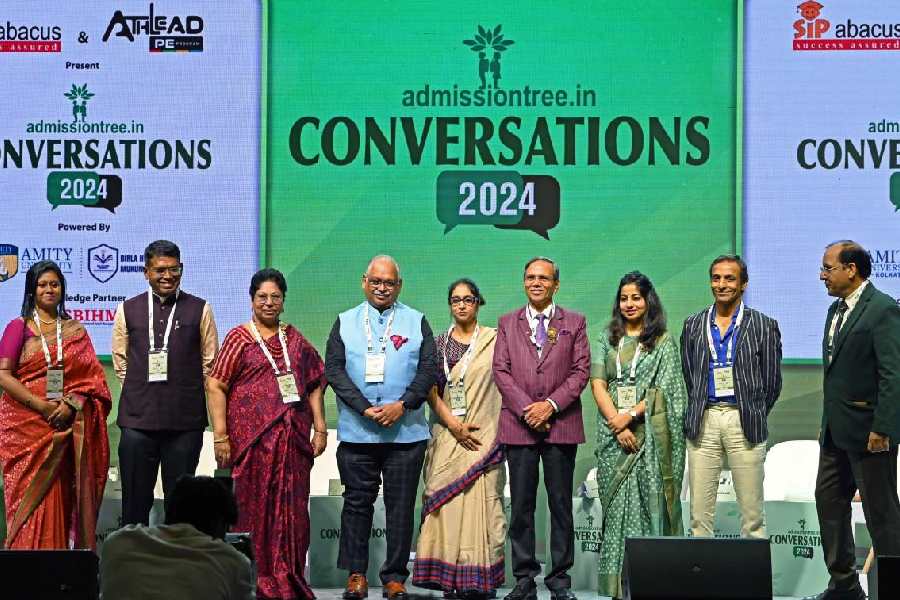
[390,335,408,350]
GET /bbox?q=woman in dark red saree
[0,260,111,549]
[207,268,327,600]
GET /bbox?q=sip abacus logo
[793,1,900,50]
[0,21,61,53]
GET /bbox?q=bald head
[362,255,403,310]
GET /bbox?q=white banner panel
[0,1,260,354]
[744,0,900,360]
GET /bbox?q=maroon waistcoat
[117,290,208,431]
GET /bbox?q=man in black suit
[804,240,900,600]
[681,255,782,539]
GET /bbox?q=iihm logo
[64,84,95,123]
[103,3,204,53]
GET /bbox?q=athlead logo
[0,21,61,53]
[102,3,204,53]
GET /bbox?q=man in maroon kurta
[492,257,590,600]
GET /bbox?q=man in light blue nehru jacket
[325,255,437,600]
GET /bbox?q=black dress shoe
[503,580,537,600]
[800,588,866,600]
[549,590,577,600]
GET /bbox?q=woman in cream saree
[413,279,506,599]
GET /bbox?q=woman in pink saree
[0,260,111,549]
[207,268,327,600]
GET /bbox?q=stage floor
[310,586,807,600]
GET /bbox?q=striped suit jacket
[492,305,590,445]
[680,306,783,444]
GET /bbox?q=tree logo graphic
[64,83,95,122]
[462,25,515,89]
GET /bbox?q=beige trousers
[687,404,767,539]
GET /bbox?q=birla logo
[793,1,830,40]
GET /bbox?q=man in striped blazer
[680,255,782,539]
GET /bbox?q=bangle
[213,435,229,444]
[314,428,327,434]
[313,430,327,436]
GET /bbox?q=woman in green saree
[591,271,687,599]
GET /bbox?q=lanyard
[148,289,178,352]
[33,310,62,367]
[443,324,479,383]
[615,336,641,382]
[706,302,745,367]
[363,305,396,354]
[249,320,292,375]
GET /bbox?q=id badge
[449,383,467,417]
[365,353,385,383]
[148,350,169,383]
[277,373,301,404]
[46,367,64,399]
[713,366,735,397]
[617,384,637,413]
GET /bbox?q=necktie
[828,300,849,363]
[833,300,849,335]
[535,314,548,347]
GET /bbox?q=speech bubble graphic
[891,172,900,212]
[493,175,560,239]
[47,171,123,213]
[437,170,524,233]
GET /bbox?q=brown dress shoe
[382,581,408,600]
[343,573,368,599]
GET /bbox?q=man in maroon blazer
[492,257,590,600]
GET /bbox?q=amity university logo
[0,21,61,53]
[102,3,204,53]
[0,244,18,283]
[793,1,900,51]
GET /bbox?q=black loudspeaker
[622,537,772,600]
[868,554,900,600]
[0,550,98,599]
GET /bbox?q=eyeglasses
[148,266,183,277]
[365,277,399,289]
[819,265,843,275]
[254,293,284,304]
[450,296,478,306]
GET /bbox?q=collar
[841,280,868,313]
[151,288,180,305]
[710,301,742,327]
[366,301,396,316]
[526,302,555,321]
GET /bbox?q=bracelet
[213,435,229,444]
[24,396,32,408]
[313,430,327,436]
